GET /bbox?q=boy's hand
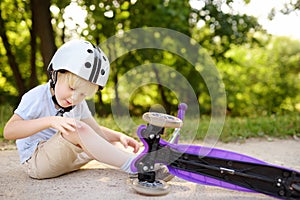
[50,116,81,135]
[119,135,140,153]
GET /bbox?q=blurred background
[0,0,299,141]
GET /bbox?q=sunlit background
[55,0,300,40]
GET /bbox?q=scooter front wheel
[131,179,170,196]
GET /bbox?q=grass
[0,103,299,143]
[205,114,300,142]
[96,113,300,143]
[0,104,14,143]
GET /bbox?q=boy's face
[54,75,88,108]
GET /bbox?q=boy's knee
[61,122,92,144]
[76,122,95,136]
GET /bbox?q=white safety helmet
[48,39,110,89]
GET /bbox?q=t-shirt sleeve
[14,91,42,120]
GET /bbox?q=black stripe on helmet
[93,57,101,83]
[89,55,98,82]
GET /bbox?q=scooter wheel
[131,179,170,196]
[142,112,183,128]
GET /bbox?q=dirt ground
[1,138,299,200]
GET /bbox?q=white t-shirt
[15,82,92,164]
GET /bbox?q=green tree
[219,36,300,116]
[0,0,55,102]
[74,0,195,114]
[191,0,263,60]
[279,0,300,14]
[3,0,295,117]
[0,0,30,103]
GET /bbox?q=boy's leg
[62,122,135,172]
[68,123,172,176]
[23,132,92,179]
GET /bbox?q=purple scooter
[130,103,300,199]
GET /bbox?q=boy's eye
[69,87,75,91]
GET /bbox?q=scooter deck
[166,144,300,199]
[132,124,300,199]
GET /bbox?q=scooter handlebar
[177,103,188,121]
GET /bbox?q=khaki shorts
[22,132,92,179]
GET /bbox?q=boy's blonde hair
[59,71,98,98]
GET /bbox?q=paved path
[1,138,299,200]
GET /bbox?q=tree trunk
[31,0,56,72]
[152,64,171,114]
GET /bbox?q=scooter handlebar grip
[177,103,188,120]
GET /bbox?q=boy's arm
[4,114,78,140]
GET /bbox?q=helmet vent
[87,49,93,53]
[102,56,107,61]
[85,62,91,68]
[101,69,105,75]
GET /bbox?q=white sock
[120,155,136,173]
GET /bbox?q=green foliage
[81,113,300,143]
[0,0,299,119]
[0,102,299,142]
[218,114,300,142]
[280,0,300,14]
[74,0,197,115]
[0,104,14,141]
[192,0,263,59]
[0,0,29,96]
[0,0,47,98]
[218,36,300,116]
[175,113,300,143]
[128,0,192,35]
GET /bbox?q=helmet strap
[49,71,58,89]
[48,66,74,116]
[49,68,66,89]
[52,95,74,116]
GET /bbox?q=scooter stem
[168,103,187,144]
